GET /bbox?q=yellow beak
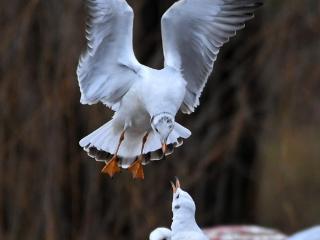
[170,177,181,193]
[171,181,176,193]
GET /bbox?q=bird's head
[151,113,174,153]
[170,178,196,216]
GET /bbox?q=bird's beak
[162,143,167,154]
[170,177,181,193]
[175,177,180,189]
[170,181,176,193]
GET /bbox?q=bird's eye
[176,194,180,199]
[155,128,159,133]
[174,205,180,209]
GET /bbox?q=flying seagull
[149,178,209,240]
[77,0,263,179]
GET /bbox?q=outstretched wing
[77,0,141,108]
[161,0,263,113]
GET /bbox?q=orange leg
[128,132,149,180]
[101,130,125,177]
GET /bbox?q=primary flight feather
[77,0,263,179]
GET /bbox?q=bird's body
[172,232,208,240]
[80,66,189,169]
[77,0,263,178]
[171,212,208,240]
[149,179,209,240]
[170,181,209,240]
[117,66,186,123]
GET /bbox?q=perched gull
[149,178,209,240]
[77,0,263,179]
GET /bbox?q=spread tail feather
[79,120,191,168]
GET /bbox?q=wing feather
[77,0,141,108]
[161,0,263,113]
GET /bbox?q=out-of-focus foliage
[254,0,320,232]
[0,0,319,239]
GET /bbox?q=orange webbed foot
[128,157,144,180]
[101,156,121,178]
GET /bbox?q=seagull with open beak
[149,178,209,240]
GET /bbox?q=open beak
[162,143,167,154]
[170,181,176,193]
[170,177,181,193]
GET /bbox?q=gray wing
[161,0,263,114]
[77,0,141,108]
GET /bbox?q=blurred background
[1,0,319,239]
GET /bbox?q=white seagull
[77,0,263,179]
[149,178,209,240]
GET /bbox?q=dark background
[1,0,320,239]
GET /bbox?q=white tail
[79,120,191,168]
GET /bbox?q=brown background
[1,0,320,239]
